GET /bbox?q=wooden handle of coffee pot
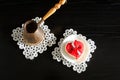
[38,0,67,25]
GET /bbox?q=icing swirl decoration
[66,40,84,59]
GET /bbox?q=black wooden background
[0,0,120,80]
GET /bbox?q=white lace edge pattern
[11,17,56,60]
[52,29,96,73]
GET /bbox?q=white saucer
[60,34,90,64]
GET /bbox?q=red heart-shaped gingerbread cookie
[66,40,84,59]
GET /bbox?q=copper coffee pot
[23,0,66,45]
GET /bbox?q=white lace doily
[11,17,56,60]
[52,29,96,73]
